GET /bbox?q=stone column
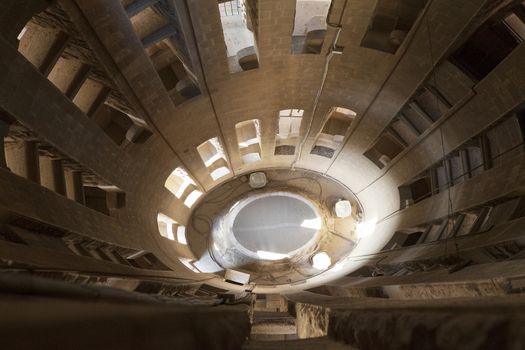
[5,140,40,183]
[65,169,85,204]
[0,118,10,168]
[40,156,67,195]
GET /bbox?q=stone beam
[0,167,141,250]
[0,34,132,191]
[142,24,178,49]
[0,238,177,279]
[125,0,161,18]
[59,0,214,188]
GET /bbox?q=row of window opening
[364,2,525,170]
[399,108,525,209]
[162,107,355,210]
[384,195,525,252]
[1,119,125,216]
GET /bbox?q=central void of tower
[231,192,320,255]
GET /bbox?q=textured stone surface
[244,337,353,350]
[0,297,251,350]
[288,296,525,350]
[0,0,525,348]
[329,309,524,350]
[295,302,328,339]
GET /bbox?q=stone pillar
[65,169,85,204]
[0,118,10,168]
[40,156,67,195]
[5,140,40,183]
[106,191,125,210]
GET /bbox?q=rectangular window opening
[157,213,188,245]
[291,0,332,54]
[219,0,259,73]
[164,166,203,208]
[396,109,525,210]
[235,119,262,164]
[364,132,406,169]
[361,0,429,54]
[311,107,355,158]
[197,137,231,181]
[381,229,425,251]
[184,189,203,208]
[157,213,177,241]
[275,109,304,155]
[399,174,432,209]
[450,6,523,81]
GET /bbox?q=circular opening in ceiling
[232,193,321,256]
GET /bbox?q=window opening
[157,213,188,244]
[291,0,332,54]
[274,109,304,155]
[164,166,203,208]
[450,4,525,81]
[311,107,355,158]
[219,0,259,73]
[361,0,429,54]
[197,137,231,181]
[235,119,262,164]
